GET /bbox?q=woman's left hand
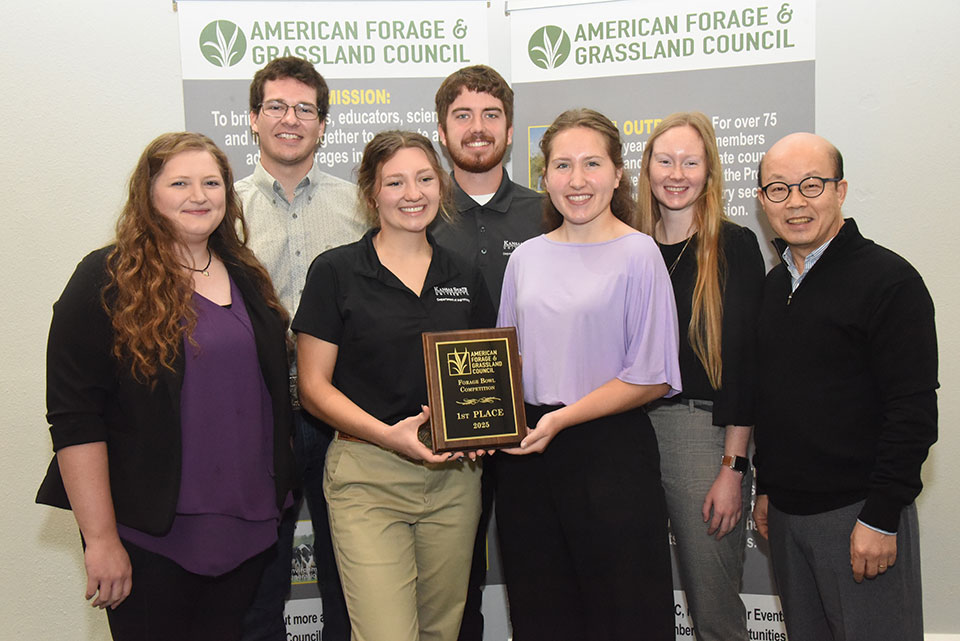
[702,467,744,539]
[501,410,562,455]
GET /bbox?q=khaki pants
[324,439,481,641]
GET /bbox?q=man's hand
[850,521,897,583]
[753,494,769,540]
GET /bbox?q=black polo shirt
[430,168,544,311]
[292,229,495,425]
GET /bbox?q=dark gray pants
[768,500,922,641]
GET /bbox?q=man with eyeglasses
[237,56,364,641]
[751,132,937,641]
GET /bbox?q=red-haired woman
[37,133,295,641]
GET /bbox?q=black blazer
[36,247,296,536]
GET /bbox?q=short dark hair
[435,65,514,132]
[249,57,330,121]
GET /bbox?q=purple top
[119,277,280,576]
[497,233,682,406]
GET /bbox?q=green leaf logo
[199,20,247,67]
[528,26,571,70]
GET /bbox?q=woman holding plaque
[636,112,765,641]
[36,132,296,641]
[494,108,682,641]
[293,131,494,641]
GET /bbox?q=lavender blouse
[497,233,682,406]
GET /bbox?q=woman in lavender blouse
[37,133,295,641]
[494,109,682,641]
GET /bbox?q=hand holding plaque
[422,328,526,453]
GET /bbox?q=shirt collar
[355,228,461,291]
[249,161,321,204]
[782,239,833,291]
[451,167,513,215]
[776,219,857,291]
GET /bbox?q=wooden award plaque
[422,327,527,453]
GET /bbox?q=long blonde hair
[105,132,286,381]
[637,112,726,389]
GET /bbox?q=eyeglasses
[257,100,320,121]
[760,176,842,203]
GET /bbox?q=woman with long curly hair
[494,109,681,640]
[37,132,296,641]
[637,112,765,641]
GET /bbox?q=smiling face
[438,89,512,174]
[151,150,226,246]
[758,133,847,263]
[543,127,622,229]
[250,76,324,175]
[374,147,441,235]
[649,125,708,219]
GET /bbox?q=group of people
[37,57,937,641]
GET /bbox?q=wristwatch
[721,455,749,475]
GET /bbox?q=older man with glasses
[751,132,938,641]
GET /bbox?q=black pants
[106,540,267,641]
[494,404,674,641]
[458,453,496,641]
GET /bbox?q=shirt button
[292,213,298,219]
[480,248,488,255]
[480,226,486,233]
[295,250,301,256]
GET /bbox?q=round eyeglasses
[760,176,842,203]
[257,100,319,121]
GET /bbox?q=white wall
[815,1,960,632]
[2,1,957,636]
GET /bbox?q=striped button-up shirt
[782,236,834,292]
[237,161,368,322]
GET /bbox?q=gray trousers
[767,500,923,641]
[649,400,750,641]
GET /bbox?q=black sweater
[754,219,938,532]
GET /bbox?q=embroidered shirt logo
[435,286,470,303]
[502,240,522,254]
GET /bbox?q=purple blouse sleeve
[619,240,682,396]
[496,255,518,331]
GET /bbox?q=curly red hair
[105,132,286,381]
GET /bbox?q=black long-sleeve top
[657,221,765,427]
[754,219,938,532]
[36,247,296,535]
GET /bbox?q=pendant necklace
[184,247,213,277]
[666,236,692,276]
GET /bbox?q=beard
[448,134,507,173]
